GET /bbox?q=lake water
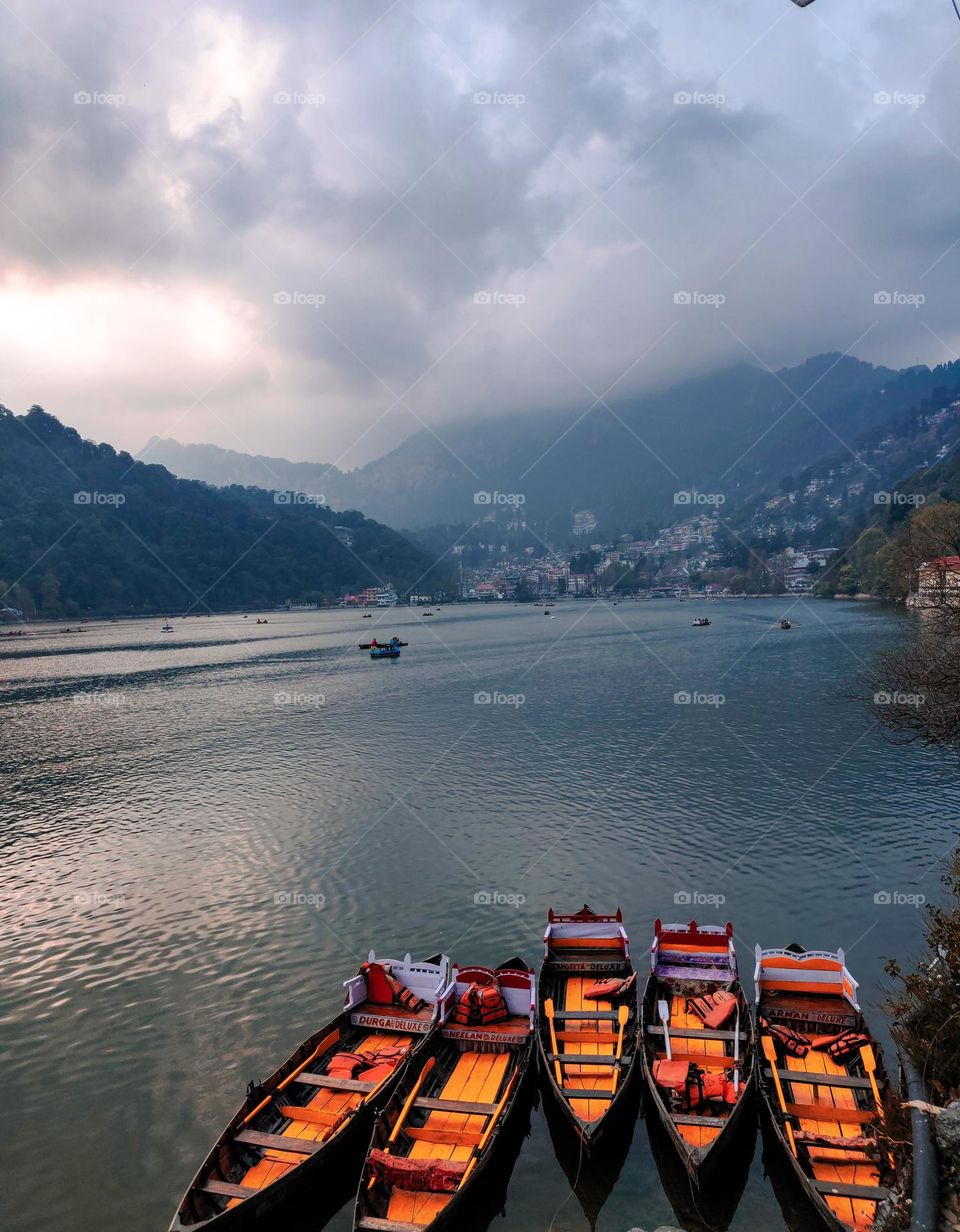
[2,599,955,1232]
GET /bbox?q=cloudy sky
[1,0,958,466]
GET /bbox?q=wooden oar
[733,1010,741,1096]
[544,999,564,1087]
[761,1034,797,1156]
[658,999,672,1060]
[610,1003,629,1094]
[387,1057,436,1146]
[240,1028,340,1126]
[859,1044,883,1111]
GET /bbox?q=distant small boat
[360,639,407,650]
[161,623,174,633]
[780,619,792,630]
[421,612,434,617]
[692,618,711,627]
[256,619,268,625]
[371,646,401,659]
[362,614,373,619]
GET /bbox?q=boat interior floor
[226,1028,414,1207]
[555,976,623,1124]
[657,992,734,1151]
[386,1048,512,1227]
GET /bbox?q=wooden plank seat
[813,1181,891,1201]
[785,1104,875,1124]
[769,1068,872,1091]
[547,1053,620,1065]
[200,1179,260,1200]
[292,1072,375,1092]
[669,1113,727,1128]
[647,1025,739,1041]
[560,1087,614,1099]
[412,1096,497,1115]
[358,1218,426,1232]
[656,1051,736,1068]
[555,1029,618,1043]
[278,1104,344,1126]
[553,1010,620,1020]
[234,1129,324,1155]
[404,1127,484,1147]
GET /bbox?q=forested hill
[0,407,443,619]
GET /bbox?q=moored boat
[754,945,898,1232]
[537,906,639,1149]
[355,959,536,1232]
[169,952,452,1231]
[640,920,755,1185]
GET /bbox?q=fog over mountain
[1,1,959,469]
[143,352,959,531]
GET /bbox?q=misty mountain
[0,407,443,619]
[144,354,949,535]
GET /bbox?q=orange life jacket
[327,1045,407,1083]
[452,982,508,1026]
[688,989,737,1028]
[359,962,427,1012]
[760,1016,810,1058]
[584,973,636,1001]
[825,1030,870,1062]
[653,1059,738,1107]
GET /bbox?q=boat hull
[640,974,756,1187]
[355,994,536,1231]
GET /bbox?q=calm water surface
[2,600,957,1232]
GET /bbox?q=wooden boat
[754,945,897,1232]
[370,646,401,659]
[355,959,536,1232]
[169,952,452,1231]
[640,920,755,1185]
[537,906,639,1148]
[360,641,408,650]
